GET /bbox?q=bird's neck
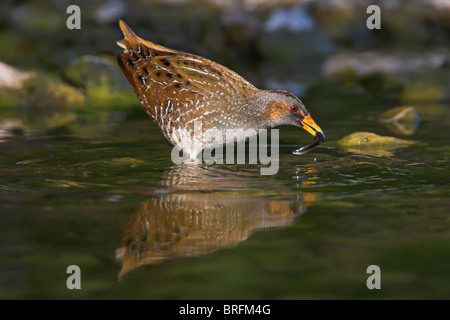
[250,91,286,129]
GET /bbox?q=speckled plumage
[117,20,324,157]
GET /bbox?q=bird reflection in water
[115,165,308,280]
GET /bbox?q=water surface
[0,90,449,299]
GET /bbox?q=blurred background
[1,0,449,110]
[0,0,449,300]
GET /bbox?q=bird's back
[117,20,259,153]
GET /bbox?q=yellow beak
[301,114,324,138]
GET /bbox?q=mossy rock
[63,55,129,93]
[337,131,414,157]
[63,55,135,108]
[0,88,23,109]
[21,75,85,111]
[338,131,413,147]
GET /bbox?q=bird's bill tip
[292,114,325,155]
[301,114,325,141]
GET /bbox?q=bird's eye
[290,105,299,113]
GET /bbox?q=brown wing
[117,20,256,142]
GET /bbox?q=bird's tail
[117,20,176,54]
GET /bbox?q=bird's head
[256,90,325,154]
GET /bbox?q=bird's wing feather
[117,20,258,143]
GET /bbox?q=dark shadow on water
[115,164,306,280]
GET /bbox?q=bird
[117,20,325,159]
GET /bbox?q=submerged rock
[338,131,413,147]
[337,131,414,157]
[378,106,421,136]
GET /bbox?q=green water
[0,86,449,299]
